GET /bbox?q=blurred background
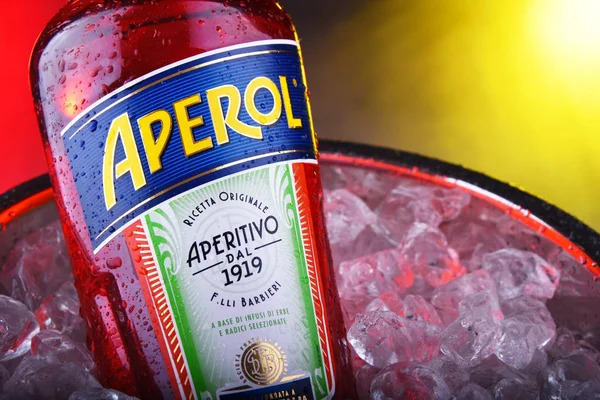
[1,0,599,231]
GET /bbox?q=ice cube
[31,330,94,372]
[355,364,380,400]
[520,349,549,379]
[324,189,377,246]
[458,291,503,323]
[341,298,370,328]
[428,187,472,222]
[444,221,507,271]
[440,312,500,367]
[331,225,395,266]
[68,388,139,400]
[494,296,556,370]
[369,364,434,400]
[0,221,72,311]
[376,184,470,244]
[400,363,452,399]
[549,327,579,358]
[364,293,405,315]
[320,165,397,208]
[493,378,539,400]
[482,249,560,300]
[455,383,493,400]
[403,295,443,326]
[376,187,443,244]
[347,311,441,368]
[398,223,465,288]
[0,295,40,361]
[431,270,498,324]
[542,350,600,399]
[369,362,450,400]
[2,356,101,400]
[468,355,528,390]
[427,356,470,392]
[35,281,86,343]
[337,249,414,302]
[556,380,600,399]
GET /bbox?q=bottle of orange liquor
[30,1,355,399]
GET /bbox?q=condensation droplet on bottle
[106,257,122,270]
[216,26,223,33]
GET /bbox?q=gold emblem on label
[235,338,288,386]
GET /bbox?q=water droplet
[90,120,98,132]
[216,26,222,33]
[106,257,122,269]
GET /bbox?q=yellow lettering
[280,76,303,129]
[207,85,262,144]
[245,76,282,126]
[173,94,212,157]
[138,109,172,173]
[103,113,146,210]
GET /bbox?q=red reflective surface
[0,0,63,194]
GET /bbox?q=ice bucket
[2,140,600,349]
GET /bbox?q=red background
[2,0,599,232]
[0,0,63,194]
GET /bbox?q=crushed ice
[323,163,600,400]
[0,163,599,399]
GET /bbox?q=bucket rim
[320,141,600,267]
[2,140,598,266]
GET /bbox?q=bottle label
[60,40,335,400]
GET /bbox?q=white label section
[143,161,329,398]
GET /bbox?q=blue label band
[218,376,315,400]
[60,40,316,252]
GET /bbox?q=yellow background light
[302,0,600,231]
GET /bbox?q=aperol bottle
[30,1,354,399]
